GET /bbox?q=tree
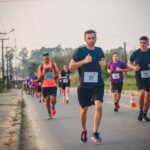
[17,47,29,78]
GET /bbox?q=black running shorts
[61,83,70,90]
[77,85,104,108]
[111,82,123,93]
[136,78,150,92]
[37,86,42,92]
[42,86,57,98]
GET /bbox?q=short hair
[139,36,149,42]
[112,52,119,56]
[84,30,96,36]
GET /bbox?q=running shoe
[138,112,143,121]
[91,132,102,143]
[116,104,120,109]
[47,114,52,120]
[51,107,56,116]
[114,108,118,112]
[143,115,150,122]
[66,100,69,104]
[80,131,87,143]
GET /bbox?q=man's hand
[133,65,141,71]
[84,54,92,64]
[99,58,106,67]
[148,64,150,69]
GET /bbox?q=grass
[70,70,137,91]
[104,71,137,91]
[17,98,25,108]
[0,88,11,94]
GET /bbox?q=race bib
[45,73,53,80]
[112,73,120,79]
[38,82,42,86]
[141,70,150,78]
[63,79,68,83]
[84,72,98,83]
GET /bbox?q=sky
[0,0,150,52]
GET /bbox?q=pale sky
[0,0,150,52]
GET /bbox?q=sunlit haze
[0,0,150,51]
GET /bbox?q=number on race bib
[112,73,120,79]
[141,70,150,78]
[45,73,53,80]
[84,72,98,83]
[38,82,42,86]
[63,79,68,83]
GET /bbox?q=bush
[104,77,137,91]
[71,71,79,87]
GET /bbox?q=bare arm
[37,65,43,79]
[107,68,112,74]
[69,59,85,69]
[127,60,140,71]
[59,73,67,79]
[69,54,92,70]
[99,58,106,68]
[116,67,128,72]
[121,68,128,72]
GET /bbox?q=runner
[69,30,105,143]
[21,79,27,94]
[128,36,150,122]
[22,79,27,93]
[33,78,38,97]
[59,65,71,104]
[26,78,30,94]
[58,71,62,95]
[31,73,37,96]
[36,79,43,103]
[107,52,128,112]
[28,79,33,95]
[38,52,59,120]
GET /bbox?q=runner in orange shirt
[38,52,59,120]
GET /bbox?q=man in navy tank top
[69,30,105,143]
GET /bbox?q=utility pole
[0,29,15,88]
[123,42,127,79]
[14,38,17,81]
[123,42,127,64]
[6,47,10,89]
[0,38,9,88]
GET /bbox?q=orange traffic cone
[130,93,136,109]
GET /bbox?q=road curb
[0,90,24,150]
[18,96,24,150]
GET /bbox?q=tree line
[16,45,134,85]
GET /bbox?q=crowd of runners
[22,30,150,143]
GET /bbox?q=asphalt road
[23,88,150,150]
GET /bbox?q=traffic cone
[130,93,136,109]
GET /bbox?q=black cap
[43,52,49,56]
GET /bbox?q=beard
[44,58,49,62]
[88,42,95,47]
